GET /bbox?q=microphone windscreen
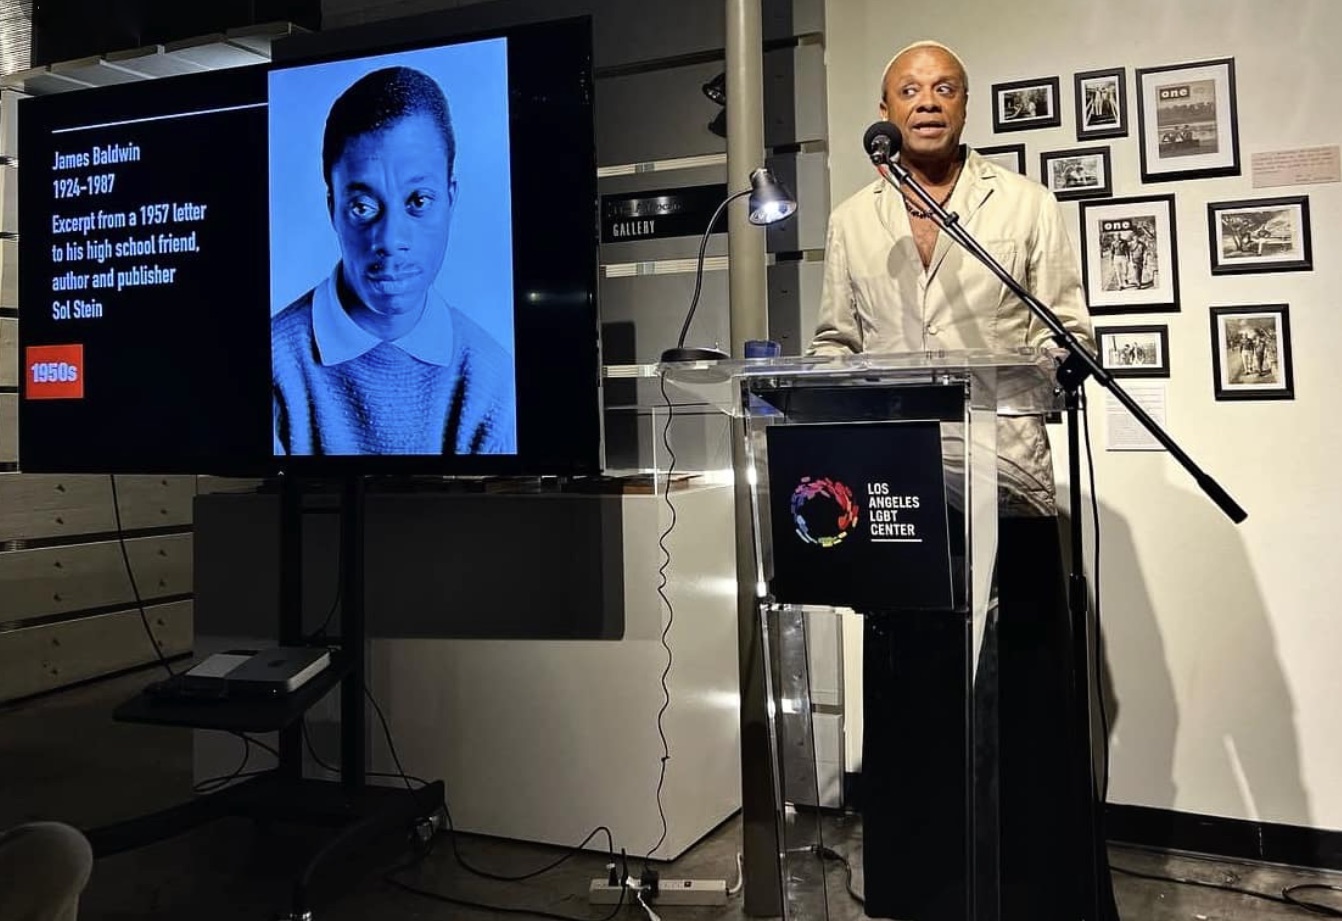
[862,120,902,156]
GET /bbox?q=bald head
[880,40,969,104]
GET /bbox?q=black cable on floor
[441,821,617,885]
[367,716,629,921]
[362,682,444,828]
[109,474,175,678]
[299,716,431,789]
[353,688,619,884]
[813,844,865,906]
[379,786,627,921]
[1284,883,1342,916]
[349,737,630,921]
[1110,863,1342,917]
[191,733,278,794]
[192,767,277,796]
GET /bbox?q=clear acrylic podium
[661,348,1064,921]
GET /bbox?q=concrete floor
[4,666,1342,920]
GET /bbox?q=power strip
[588,879,728,907]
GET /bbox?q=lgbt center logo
[790,477,859,548]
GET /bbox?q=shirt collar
[311,265,457,368]
[869,146,996,215]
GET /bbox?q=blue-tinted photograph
[268,38,517,457]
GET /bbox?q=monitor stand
[87,475,443,920]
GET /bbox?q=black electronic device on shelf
[93,474,439,921]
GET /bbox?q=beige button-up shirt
[809,148,1095,515]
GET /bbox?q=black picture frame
[1095,324,1170,378]
[1040,146,1112,201]
[1074,67,1128,140]
[1210,304,1293,401]
[1136,57,1240,182]
[991,76,1062,132]
[1078,195,1180,314]
[1206,196,1312,275]
[974,143,1026,174]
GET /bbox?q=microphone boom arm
[874,157,1246,523]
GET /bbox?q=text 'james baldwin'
[52,142,143,170]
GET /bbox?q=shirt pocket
[977,238,1021,285]
[974,239,1031,347]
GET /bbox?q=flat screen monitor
[17,16,600,477]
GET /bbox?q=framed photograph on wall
[1074,67,1128,140]
[1040,146,1112,200]
[1136,58,1240,182]
[991,76,1062,132]
[1210,304,1293,401]
[1095,324,1170,378]
[1207,196,1312,275]
[1078,195,1179,314]
[975,143,1026,174]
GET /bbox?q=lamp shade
[747,167,797,225]
[702,72,727,106]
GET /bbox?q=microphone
[863,120,902,165]
[862,120,945,222]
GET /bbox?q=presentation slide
[19,67,272,473]
[17,17,599,477]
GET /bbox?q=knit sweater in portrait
[272,289,516,456]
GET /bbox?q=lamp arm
[675,187,753,349]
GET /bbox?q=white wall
[824,0,1342,831]
[360,486,742,860]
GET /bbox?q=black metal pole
[1061,377,1102,919]
[279,475,304,782]
[340,476,366,790]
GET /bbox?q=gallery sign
[600,183,727,243]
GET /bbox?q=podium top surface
[606,348,1062,417]
[684,347,1056,379]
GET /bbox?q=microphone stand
[873,152,1246,921]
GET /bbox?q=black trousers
[861,515,1120,921]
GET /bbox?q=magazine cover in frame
[1079,195,1179,314]
[1136,58,1240,182]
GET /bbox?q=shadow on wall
[1090,491,1310,837]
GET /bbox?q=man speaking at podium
[808,41,1119,920]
